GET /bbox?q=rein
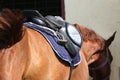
[89,48,110,80]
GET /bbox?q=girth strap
[68,61,74,80]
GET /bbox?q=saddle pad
[24,22,81,66]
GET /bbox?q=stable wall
[65,0,120,80]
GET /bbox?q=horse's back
[23,27,89,80]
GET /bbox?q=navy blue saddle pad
[24,22,81,66]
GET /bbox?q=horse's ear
[105,31,116,47]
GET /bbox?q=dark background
[0,0,65,18]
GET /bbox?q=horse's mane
[74,24,105,50]
[0,8,24,49]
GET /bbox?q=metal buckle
[56,31,67,45]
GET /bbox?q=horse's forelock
[0,8,24,49]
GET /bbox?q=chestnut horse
[0,9,105,80]
[75,24,116,80]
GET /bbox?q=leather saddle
[23,10,82,58]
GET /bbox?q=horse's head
[89,31,116,80]
[74,24,105,65]
[74,24,116,80]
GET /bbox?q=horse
[0,8,106,80]
[74,24,116,80]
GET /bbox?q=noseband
[89,48,111,80]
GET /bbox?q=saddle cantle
[23,10,82,59]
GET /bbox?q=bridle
[89,48,111,80]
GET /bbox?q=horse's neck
[71,50,89,80]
